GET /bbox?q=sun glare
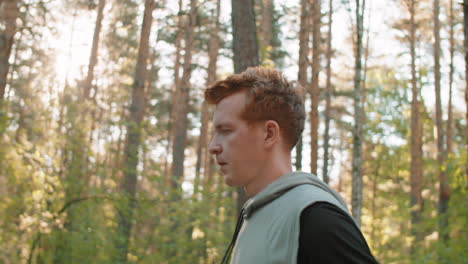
[54,11,95,91]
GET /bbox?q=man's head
[205,67,305,150]
[205,67,305,195]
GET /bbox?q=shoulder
[297,202,379,264]
[300,202,356,230]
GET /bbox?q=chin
[224,178,235,187]
[224,176,239,187]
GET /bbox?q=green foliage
[360,67,468,263]
[0,136,63,263]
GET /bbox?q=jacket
[229,171,353,264]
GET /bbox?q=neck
[244,151,292,197]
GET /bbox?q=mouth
[217,161,228,173]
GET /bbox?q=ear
[263,120,280,149]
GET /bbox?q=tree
[310,0,321,175]
[322,0,333,184]
[446,0,454,155]
[352,0,365,227]
[464,0,468,179]
[171,0,197,190]
[114,0,155,262]
[83,0,106,99]
[0,0,19,133]
[165,0,184,179]
[405,0,424,249]
[232,0,259,73]
[433,0,449,243]
[260,0,273,64]
[296,0,310,171]
[195,0,221,191]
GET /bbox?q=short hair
[204,66,305,150]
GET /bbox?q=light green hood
[243,171,350,219]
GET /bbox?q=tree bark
[0,0,17,101]
[259,0,273,64]
[83,0,106,100]
[261,0,272,47]
[0,0,18,133]
[231,0,259,214]
[433,0,449,243]
[370,145,380,248]
[352,0,365,227]
[232,0,259,73]
[406,0,424,249]
[171,0,197,190]
[167,0,185,176]
[310,0,321,175]
[464,0,468,182]
[447,0,454,155]
[115,0,154,262]
[322,0,333,184]
[296,0,310,171]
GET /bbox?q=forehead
[213,91,248,124]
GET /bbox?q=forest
[0,0,467,263]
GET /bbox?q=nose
[208,137,221,155]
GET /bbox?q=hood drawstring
[220,208,245,264]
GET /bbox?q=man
[206,67,378,264]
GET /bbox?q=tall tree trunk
[232,0,259,73]
[310,0,321,175]
[83,0,106,183]
[0,0,18,134]
[464,0,468,181]
[260,0,273,64]
[83,0,106,99]
[261,0,272,47]
[171,0,197,190]
[370,145,380,248]
[296,0,310,171]
[173,0,184,90]
[232,0,259,214]
[0,0,17,101]
[114,0,154,262]
[352,0,365,227]
[167,0,184,177]
[322,0,333,184]
[447,0,454,155]
[407,0,423,250]
[195,0,221,193]
[433,0,449,243]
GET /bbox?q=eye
[220,128,231,134]
[217,126,232,134]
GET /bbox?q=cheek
[236,134,262,159]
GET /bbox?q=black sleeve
[297,202,379,264]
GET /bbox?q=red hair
[205,67,305,149]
